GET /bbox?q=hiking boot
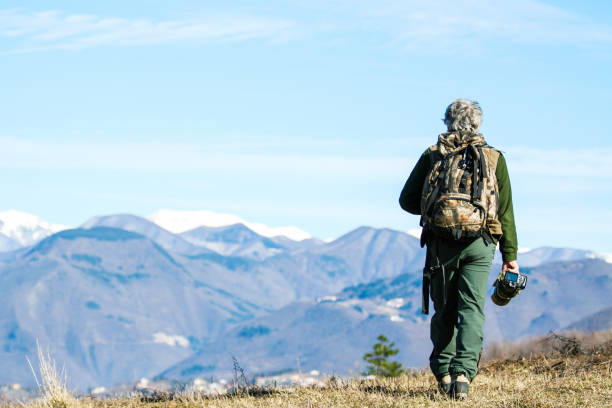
[437,374,451,395]
[451,374,470,400]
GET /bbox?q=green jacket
[399,148,518,262]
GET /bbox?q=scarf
[437,132,486,156]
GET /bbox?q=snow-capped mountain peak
[0,210,70,247]
[406,228,422,240]
[148,209,312,241]
[590,252,612,264]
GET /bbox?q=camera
[491,269,527,306]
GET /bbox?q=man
[399,99,518,399]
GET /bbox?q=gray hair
[443,98,482,135]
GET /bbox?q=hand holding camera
[491,261,527,306]
[502,260,519,273]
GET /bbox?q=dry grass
[25,342,79,408]
[12,332,612,408]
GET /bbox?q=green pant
[427,236,495,381]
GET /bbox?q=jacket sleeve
[496,153,518,262]
[399,150,431,215]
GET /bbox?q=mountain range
[162,259,612,382]
[0,210,609,389]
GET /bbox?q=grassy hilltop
[14,332,612,408]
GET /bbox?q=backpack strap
[427,145,443,166]
[421,148,449,219]
[422,240,447,315]
[474,145,488,200]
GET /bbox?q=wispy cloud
[0,137,610,188]
[0,137,410,180]
[505,146,612,178]
[296,0,612,53]
[0,9,294,52]
[2,1,611,54]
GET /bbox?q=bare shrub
[231,356,249,394]
[482,329,612,362]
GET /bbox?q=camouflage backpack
[420,132,503,242]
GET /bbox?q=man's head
[443,99,482,135]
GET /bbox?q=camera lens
[491,288,511,306]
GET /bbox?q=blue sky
[1,1,611,252]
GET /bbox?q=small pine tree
[362,334,405,377]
